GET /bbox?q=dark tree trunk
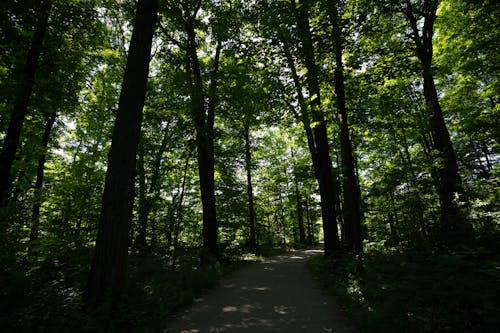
[305,197,314,243]
[283,35,340,252]
[0,0,52,206]
[83,0,157,313]
[196,124,218,257]
[186,16,221,258]
[244,121,257,251]
[278,186,286,246]
[332,148,345,242]
[387,211,400,244]
[292,0,340,254]
[404,0,470,241]
[172,149,192,268]
[329,1,363,252]
[388,192,401,239]
[29,111,57,250]
[400,126,427,237]
[482,143,492,171]
[135,123,171,249]
[290,148,306,243]
[135,142,148,249]
[203,42,221,257]
[422,69,464,225]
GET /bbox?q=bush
[308,246,500,333]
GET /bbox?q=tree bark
[305,197,314,243]
[291,0,341,254]
[83,0,158,313]
[29,111,57,250]
[135,123,171,249]
[172,149,192,268]
[329,1,363,252]
[0,0,52,206]
[290,148,306,243]
[244,121,257,251]
[186,14,221,257]
[135,142,147,248]
[403,0,470,240]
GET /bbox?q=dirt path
[164,248,357,332]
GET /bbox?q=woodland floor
[164,247,357,333]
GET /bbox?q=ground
[164,248,357,332]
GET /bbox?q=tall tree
[290,147,306,243]
[290,0,341,254]
[25,0,105,251]
[328,0,363,252]
[29,111,57,249]
[135,121,172,249]
[0,0,52,206]
[244,118,257,250]
[402,0,470,240]
[84,0,158,312]
[181,1,222,258]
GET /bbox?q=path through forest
[164,248,357,332]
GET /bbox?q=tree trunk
[388,192,401,240]
[135,123,171,249]
[290,148,306,243]
[422,68,465,228]
[0,0,52,206]
[186,17,221,258]
[332,147,345,242]
[278,186,286,246]
[29,111,57,251]
[244,121,257,251]
[172,149,192,268]
[404,0,470,241]
[292,0,340,254]
[481,143,492,171]
[83,0,157,313]
[305,197,314,243]
[329,1,363,252]
[284,47,340,251]
[135,142,148,249]
[400,126,427,238]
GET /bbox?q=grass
[308,244,500,333]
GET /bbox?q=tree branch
[158,22,187,50]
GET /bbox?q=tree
[29,111,56,250]
[135,121,172,249]
[289,0,341,254]
[401,0,470,241]
[434,0,500,232]
[163,1,223,258]
[0,0,52,206]
[84,0,158,312]
[327,0,363,252]
[24,0,105,251]
[290,146,306,243]
[244,119,257,250]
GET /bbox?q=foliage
[0,244,247,332]
[308,241,500,333]
[0,0,498,330]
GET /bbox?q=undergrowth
[308,242,500,333]
[0,243,248,332]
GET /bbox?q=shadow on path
[164,248,357,332]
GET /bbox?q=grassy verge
[308,246,500,333]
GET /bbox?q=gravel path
[164,248,357,332]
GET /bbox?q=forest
[0,0,499,332]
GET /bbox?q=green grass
[308,246,500,333]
